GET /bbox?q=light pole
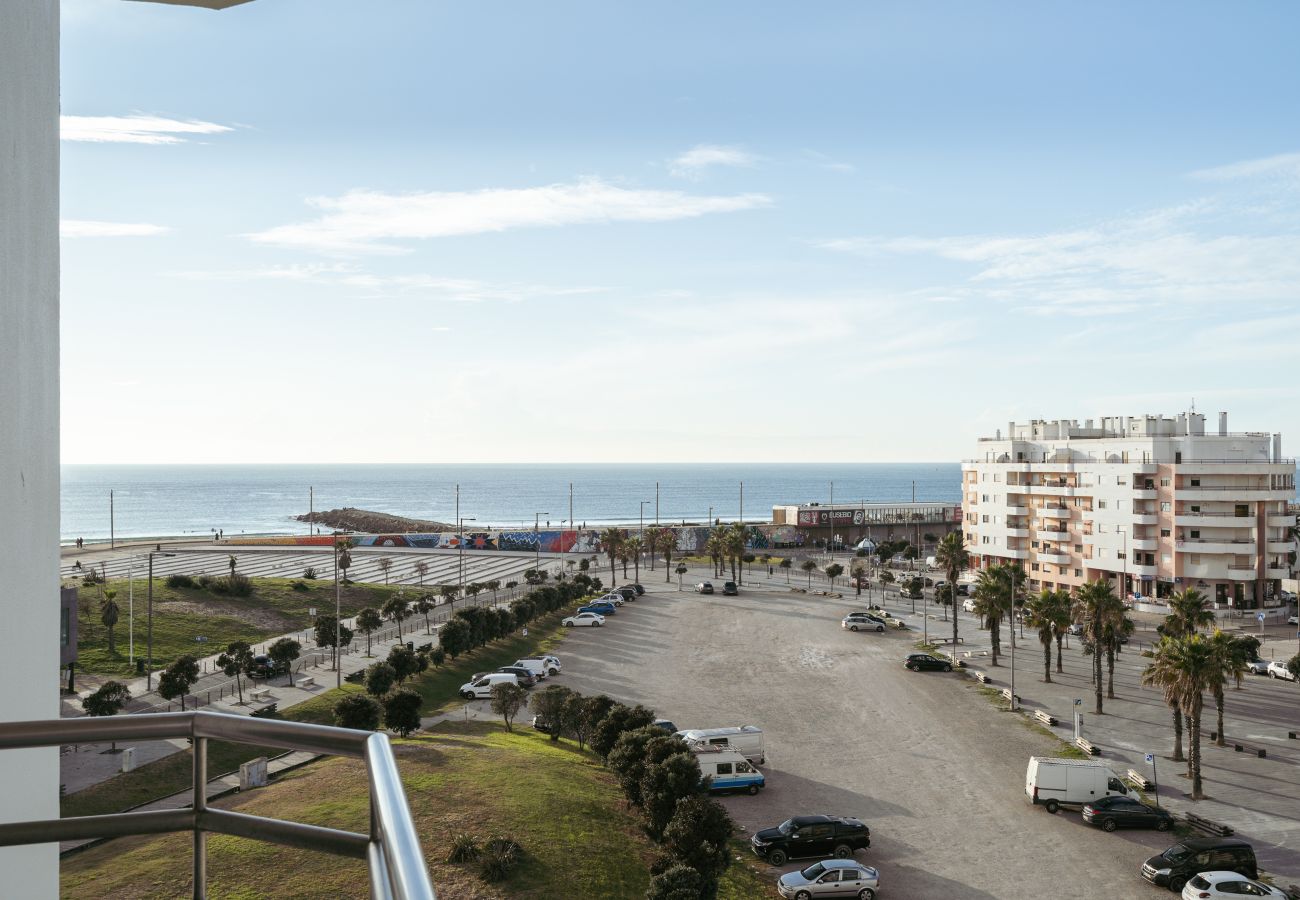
[534,512,549,575]
[333,537,352,686]
[1117,524,1129,603]
[829,480,834,559]
[146,549,176,690]
[1009,564,1020,711]
[459,516,476,593]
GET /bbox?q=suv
[1141,837,1257,892]
[723,581,739,595]
[495,665,538,687]
[750,815,871,867]
[518,654,561,676]
[696,582,714,594]
[842,613,885,633]
[615,586,637,601]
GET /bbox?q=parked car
[1027,757,1138,813]
[1142,837,1258,892]
[459,672,519,699]
[1267,660,1296,681]
[1082,795,1174,832]
[777,860,879,900]
[677,725,766,764]
[904,653,952,672]
[1244,657,1271,676]
[508,659,549,681]
[562,611,605,627]
[750,815,871,867]
[693,746,765,795]
[530,714,557,734]
[653,718,678,733]
[495,665,538,687]
[615,586,637,601]
[247,654,278,679]
[596,592,625,606]
[1288,614,1299,626]
[630,583,645,596]
[842,613,884,633]
[955,583,970,596]
[963,598,978,613]
[696,581,715,594]
[1181,871,1288,899]
[1067,622,1085,636]
[518,654,561,676]
[723,581,739,595]
[577,601,617,616]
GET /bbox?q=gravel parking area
[557,580,1176,899]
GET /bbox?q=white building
[962,413,1296,606]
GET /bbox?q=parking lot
[554,578,1226,899]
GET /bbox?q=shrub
[478,836,522,883]
[447,832,479,864]
[382,687,422,737]
[290,580,310,592]
[165,573,196,589]
[196,575,214,589]
[590,703,656,759]
[660,796,734,888]
[641,752,708,839]
[645,864,709,900]
[429,646,446,668]
[333,693,381,731]
[211,572,253,597]
[81,568,103,586]
[302,566,318,580]
[364,661,397,697]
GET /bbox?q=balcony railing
[0,711,435,900]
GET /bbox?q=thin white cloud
[1189,152,1300,182]
[670,144,760,178]
[60,114,234,145]
[61,220,170,238]
[246,178,771,254]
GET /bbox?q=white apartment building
[962,413,1296,607]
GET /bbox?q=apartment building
[962,413,1296,607]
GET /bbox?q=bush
[196,575,214,589]
[641,752,708,839]
[165,573,196,589]
[212,572,253,597]
[429,646,446,668]
[660,796,734,888]
[290,580,310,592]
[382,687,422,737]
[81,568,103,586]
[447,832,480,864]
[333,693,382,731]
[364,661,397,697]
[478,836,522,883]
[591,703,657,759]
[302,566,318,580]
[645,864,709,900]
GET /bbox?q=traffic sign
[1257,612,1266,622]
[1144,753,1154,764]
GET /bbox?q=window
[1097,500,1107,509]
[1235,504,1249,517]
[1031,563,1040,571]
[1161,529,1171,537]
[982,514,989,523]
[1190,530,1200,539]
[1074,569,1082,578]
[716,763,733,775]
[818,871,842,884]
[1160,501,1171,511]
[1190,478,1201,487]
[1160,478,1170,487]
[1191,504,1200,513]
[1162,553,1171,563]
[1175,451,1183,463]
[1117,477,1127,486]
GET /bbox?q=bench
[297,676,315,688]
[1185,811,1234,836]
[1075,737,1100,756]
[1000,688,1021,704]
[934,636,965,644]
[249,688,272,703]
[1126,768,1154,791]
[1034,710,1058,727]
[1233,742,1267,759]
[975,672,991,684]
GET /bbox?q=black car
[1141,837,1257,892]
[750,815,871,867]
[723,581,739,595]
[631,583,645,596]
[1082,795,1173,832]
[904,653,952,672]
[248,654,278,679]
[616,586,637,601]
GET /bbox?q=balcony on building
[1037,506,1071,519]
[1176,538,1258,555]
[1038,551,1072,565]
[1176,511,1256,528]
[1130,537,1159,551]
[1226,565,1258,581]
[1036,528,1070,543]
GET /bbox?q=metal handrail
[0,711,434,900]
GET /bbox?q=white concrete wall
[0,2,59,896]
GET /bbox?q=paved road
[554,578,1221,899]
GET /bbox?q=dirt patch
[159,599,292,631]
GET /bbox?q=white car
[1267,660,1296,681]
[519,654,562,676]
[597,593,626,606]
[962,598,978,613]
[1182,871,1288,899]
[1288,615,1298,626]
[458,672,519,699]
[562,611,605,627]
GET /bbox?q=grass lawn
[62,614,571,818]
[61,721,774,900]
[72,577,412,677]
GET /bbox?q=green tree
[608,726,677,806]
[530,684,575,742]
[660,796,734,897]
[1155,589,1214,762]
[590,702,653,759]
[1024,589,1070,683]
[704,530,725,578]
[624,536,644,583]
[414,559,429,586]
[439,618,471,659]
[365,661,397,697]
[1073,580,1124,715]
[157,655,199,710]
[973,565,1012,667]
[824,563,844,587]
[334,693,382,731]
[216,640,255,704]
[800,559,818,588]
[1143,634,1220,799]
[779,556,792,583]
[355,607,383,656]
[1207,630,1249,748]
[267,637,301,686]
[1288,653,1300,680]
[646,865,708,900]
[100,589,121,655]
[489,681,529,732]
[567,694,614,751]
[724,523,747,585]
[641,751,707,839]
[386,644,419,684]
[383,687,423,737]
[314,615,354,653]
[934,531,969,647]
[382,593,409,642]
[654,527,678,583]
[601,527,625,588]
[437,584,460,612]
[466,582,484,605]
[81,681,132,750]
[487,579,501,602]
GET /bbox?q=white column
[0,2,60,895]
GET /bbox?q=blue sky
[60,0,1300,463]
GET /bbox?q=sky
[59,0,1300,464]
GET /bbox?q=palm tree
[1024,589,1065,683]
[624,536,644,583]
[414,594,435,634]
[377,557,393,584]
[600,527,624,588]
[414,560,429,586]
[1143,634,1219,799]
[973,565,1011,666]
[800,559,818,588]
[382,594,408,642]
[1207,630,1249,748]
[1102,612,1134,699]
[725,523,747,585]
[101,590,121,655]
[654,527,677,582]
[1073,580,1122,715]
[704,530,726,578]
[934,532,969,649]
[1159,589,1215,762]
[356,607,383,656]
[779,557,792,583]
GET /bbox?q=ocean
[60,463,962,544]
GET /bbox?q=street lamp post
[1009,564,1020,711]
[829,480,834,559]
[459,516,476,593]
[146,549,176,690]
[333,538,352,687]
[534,512,549,575]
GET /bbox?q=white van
[459,672,519,700]
[510,659,549,681]
[1024,757,1139,813]
[677,726,765,765]
[693,746,765,795]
